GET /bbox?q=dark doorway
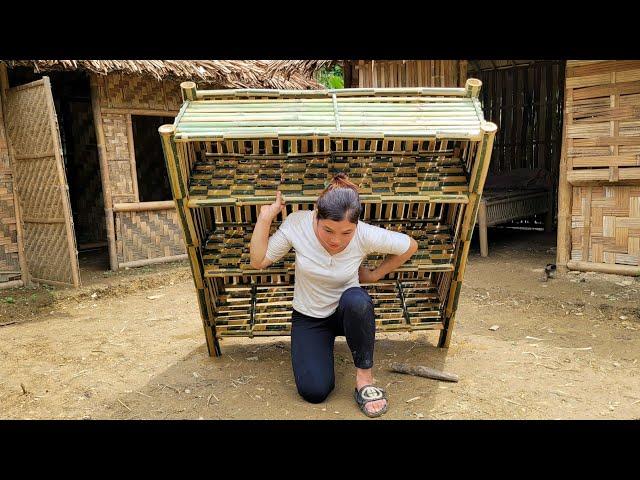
[131,115,174,202]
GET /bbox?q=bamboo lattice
[115,207,186,264]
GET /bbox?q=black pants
[291,286,376,404]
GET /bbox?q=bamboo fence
[160,79,497,356]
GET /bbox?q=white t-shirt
[264,209,411,318]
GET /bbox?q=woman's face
[315,215,357,254]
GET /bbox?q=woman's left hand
[359,266,380,284]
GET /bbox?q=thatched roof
[265,60,339,78]
[3,60,323,89]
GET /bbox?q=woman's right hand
[259,191,286,220]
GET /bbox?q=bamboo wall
[0,88,21,284]
[558,60,640,274]
[345,60,467,88]
[92,73,186,267]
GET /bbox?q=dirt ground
[1,230,639,420]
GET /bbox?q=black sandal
[354,385,389,418]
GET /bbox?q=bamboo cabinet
[160,80,497,357]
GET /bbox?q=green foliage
[3,297,15,304]
[317,64,344,89]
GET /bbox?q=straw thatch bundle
[3,60,323,89]
[265,60,339,78]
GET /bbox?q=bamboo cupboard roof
[172,79,487,141]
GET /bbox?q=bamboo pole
[118,254,188,269]
[556,65,572,273]
[0,63,30,286]
[0,279,23,289]
[89,74,119,271]
[100,107,179,116]
[181,81,197,101]
[465,78,482,98]
[113,200,175,212]
[159,123,220,357]
[440,122,498,348]
[567,261,639,277]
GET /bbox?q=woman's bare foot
[356,368,387,416]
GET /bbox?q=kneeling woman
[249,174,418,417]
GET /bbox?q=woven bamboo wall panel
[350,61,466,88]
[102,113,135,201]
[4,84,54,158]
[98,73,179,111]
[115,208,186,263]
[0,111,10,172]
[571,186,640,265]
[0,177,19,274]
[164,83,183,111]
[102,113,130,160]
[565,61,640,184]
[0,92,21,278]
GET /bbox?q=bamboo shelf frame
[160,80,497,356]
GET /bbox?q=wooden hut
[0,60,321,288]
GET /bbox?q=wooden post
[89,74,119,271]
[0,62,30,286]
[556,64,571,273]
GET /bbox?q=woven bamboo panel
[99,74,167,110]
[0,176,19,274]
[21,222,74,283]
[570,186,640,266]
[165,82,184,111]
[565,60,640,185]
[115,208,186,264]
[562,61,640,270]
[0,94,21,279]
[102,113,135,201]
[4,78,80,286]
[349,61,465,88]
